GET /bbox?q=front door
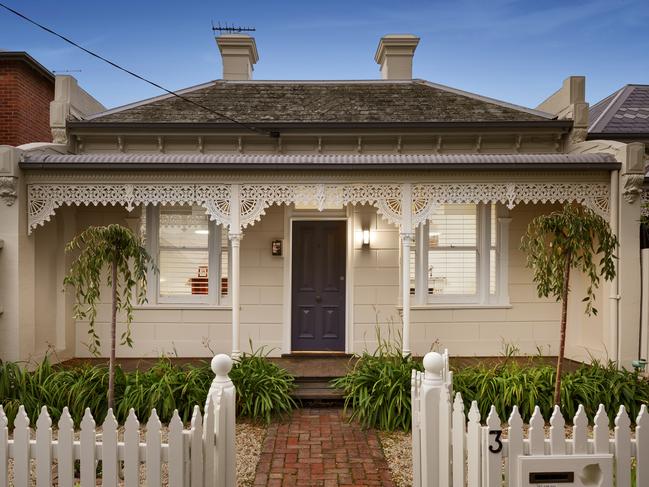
[291,221,346,351]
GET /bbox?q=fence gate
[411,350,649,487]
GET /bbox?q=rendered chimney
[216,34,259,80]
[374,34,420,80]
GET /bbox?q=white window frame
[145,205,228,306]
[413,203,510,306]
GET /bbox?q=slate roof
[589,85,649,134]
[82,80,555,126]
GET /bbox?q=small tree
[521,204,617,406]
[64,224,154,410]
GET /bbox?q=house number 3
[488,430,503,454]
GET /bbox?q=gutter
[67,120,574,132]
[19,162,622,171]
[587,132,649,140]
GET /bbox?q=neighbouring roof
[79,80,557,126]
[0,51,55,82]
[589,85,649,135]
[20,152,619,171]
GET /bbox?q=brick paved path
[254,408,395,487]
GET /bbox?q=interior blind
[158,206,210,297]
[427,204,477,295]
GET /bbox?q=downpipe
[609,170,619,365]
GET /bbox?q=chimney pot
[216,34,259,81]
[374,34,420,80]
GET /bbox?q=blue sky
[0,0,647,111]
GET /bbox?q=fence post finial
[423,351,444,383]
[211,353,234,382]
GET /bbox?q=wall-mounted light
[194,229,209,235]
[362,229,371,247]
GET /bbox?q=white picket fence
[412,350,649,487]
[0,353,236,487]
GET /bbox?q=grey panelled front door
[291,221,346,351]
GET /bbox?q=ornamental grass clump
[332,330,423,431]
[453,358,649,423]
[0,349,297,427]
[229,343,298,424]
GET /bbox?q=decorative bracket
[0,177,17,206]
[622,174,644,204]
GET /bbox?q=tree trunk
[108,260,118,411]
[554,254,571,407]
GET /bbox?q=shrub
[0,348,297,427]
[453,359,649,423]
[229,344,298,424]
[332,334,423,431]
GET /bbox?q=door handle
[315,295,322,302]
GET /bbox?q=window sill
[402,303,512,310]
[134,304,232,311]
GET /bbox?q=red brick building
[0,51,55,146]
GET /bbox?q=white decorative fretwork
[27,181,611,234]
[412,182,610,221]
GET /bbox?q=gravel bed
[6,420,266,486]
[379,424,629,487]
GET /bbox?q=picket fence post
[0,406,8,487]
[58,408,75,487]
[637,405,649,485]
[419,352,445,487]
[205,353,236,487]
[412,370,422,487]
[466,401,481,487]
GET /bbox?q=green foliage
[0,352,296,427]
[229,344,298,424]
[64,224,154,354]
[453,359,649,424]
[520,204,617,316]
[332,334,423,431]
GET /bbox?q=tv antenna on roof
[212,21,256,34]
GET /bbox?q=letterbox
[518,454,613,487]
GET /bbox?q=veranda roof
[20,152,619,171]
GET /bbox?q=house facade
[0,35,644,367]
[587,84,649,363]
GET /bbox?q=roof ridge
[84,80,217,120]
[589,85,632,133]
[415,80,556,120]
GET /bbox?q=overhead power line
[0,2,271,136]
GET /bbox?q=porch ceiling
[20,152,620,171]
